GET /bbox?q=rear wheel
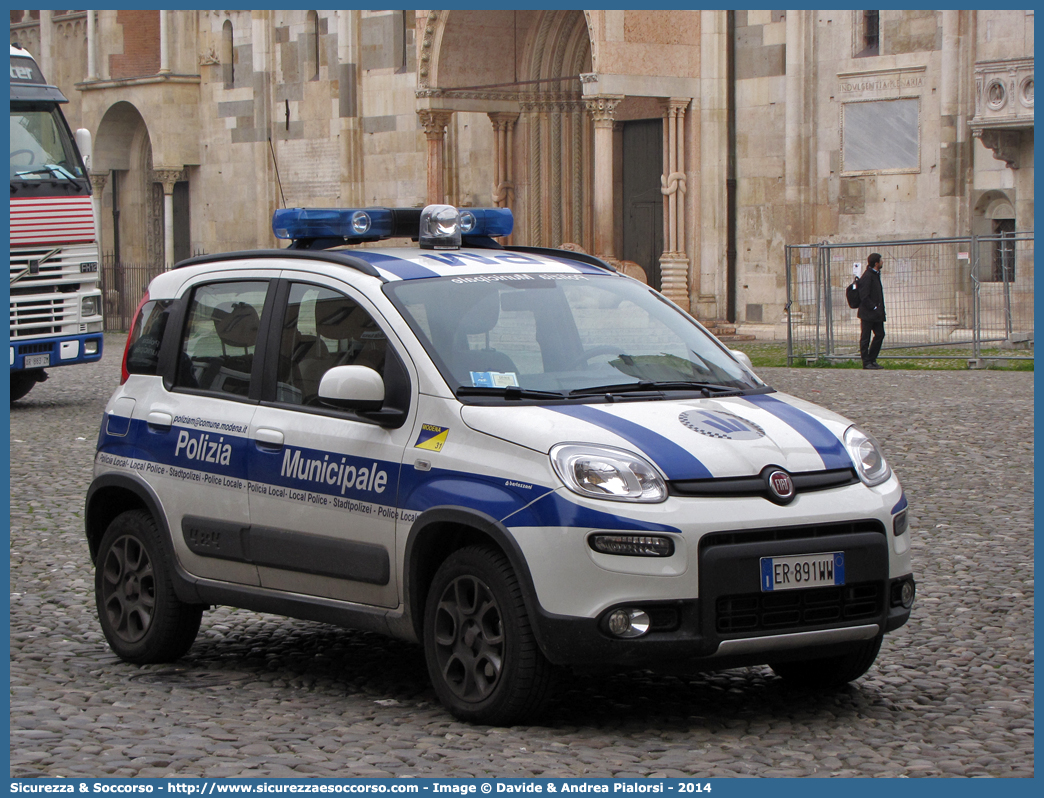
[770,634,883,688]
[423,546,552,725]
[95,509,203,663]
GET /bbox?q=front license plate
[23,354,50,368]
[761,552,845,591]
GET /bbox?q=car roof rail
[172,249,385,280]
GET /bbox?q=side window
[174,281,268,397]
[125,299,173,376]
[276,283,389,407]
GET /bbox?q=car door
[246,275,417,608]
[140,275,275,586]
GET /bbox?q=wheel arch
[403,506,541,643]
[85,474,170,564]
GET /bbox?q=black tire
[95,509,203,664]
[770,634,883,688]
[423,546,552,725]
[11,371,40,402]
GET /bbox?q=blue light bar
[272,206,513,244]
[459,208,514,238]
[272,208,395,241]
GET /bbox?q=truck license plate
[23,354,50,368]
[761,552,844,591]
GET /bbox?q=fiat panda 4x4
[86,205,915,725]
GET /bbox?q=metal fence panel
[786,234,1034,363]
[101,255,164,332]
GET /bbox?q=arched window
[222,20,234,88]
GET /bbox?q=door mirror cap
[318,365,385,411]
[729,349,754,371]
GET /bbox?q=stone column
[660,98,691,308]
[584,95,623,259]
[153,168,184,271]
[337,9,364,205]
[86,9,97,80]
[159,10,170,74]
[488,112,519,243]
[698,10,729,320]
[89,172,108,254]
[38,10,53,79]
[937,9,961,326]
[418,110,453,205]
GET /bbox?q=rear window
[125,299,173,376]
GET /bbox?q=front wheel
[95,509,204,664]
[10,370,43,402]
[770,634,883,688]
[423,546,552,725]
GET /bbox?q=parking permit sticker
[470,371,519,388]
[415,423,449,452]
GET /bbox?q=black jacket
[857,267,885,322]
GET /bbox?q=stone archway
[94,101,159,267]
[519,10,593,250]
[419,10,593,250]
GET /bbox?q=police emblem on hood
[679,409,765,440]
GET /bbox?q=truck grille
[10,295,77,337]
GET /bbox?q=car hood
[459,391,856,480]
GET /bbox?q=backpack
[846,279,861,309]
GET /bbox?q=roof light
[272,208,395,241]
[460,208,513,238]
[419,205,461,250]
[271,205,513,247]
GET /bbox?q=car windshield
[385,272,765,398]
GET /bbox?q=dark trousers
[860,319,885,365]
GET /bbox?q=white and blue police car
[86,204,915,725]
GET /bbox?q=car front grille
[716,581,883,634]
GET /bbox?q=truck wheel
[423,546,552,725]
[770,634,883,688]
[95,509,203,664]
[10,371,41,402]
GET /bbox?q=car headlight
[81,295,100,317]
[550,443,667,503]
[843,425,891,487]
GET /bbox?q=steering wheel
[11,149,36,166]
[563,345,622,370]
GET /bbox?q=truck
[10,43,103,401]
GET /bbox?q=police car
[86,204,915,725]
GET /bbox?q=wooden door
[622,119,663,289]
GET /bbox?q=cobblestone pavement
[9,335,1034,778]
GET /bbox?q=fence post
[824,245,835,361]
[1002,232,1014,339]
[971,236,980,359]
[785,246,794,366]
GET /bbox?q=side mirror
[318,365,385,411]
[729,349,754,371]
[74,128,92,172]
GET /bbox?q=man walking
[858,252,886,370]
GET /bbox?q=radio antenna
[268,135,287,208]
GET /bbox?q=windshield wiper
[14,164,80,181]
[456,386,566,400]
[569,381,753,398]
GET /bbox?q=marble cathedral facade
[11,9,1033,331]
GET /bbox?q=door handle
[147,411,173,431]
[255,428,285,448]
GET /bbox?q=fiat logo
[767,469,795,502]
